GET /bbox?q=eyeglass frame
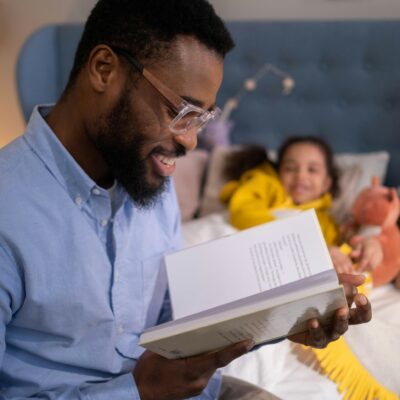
[109,46,221,135]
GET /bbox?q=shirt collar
[23,105,100,207]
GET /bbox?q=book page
[249,231,314,291]
[167,210,334,319]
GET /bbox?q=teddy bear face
[352,195,391,226]
[352,187,399,228]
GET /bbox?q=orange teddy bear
[348,176,400,287]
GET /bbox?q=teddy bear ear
[371,176,380,186]
[389,188,400,204]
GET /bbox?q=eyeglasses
[110,46,221,135]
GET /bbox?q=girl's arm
[226,170,289,230]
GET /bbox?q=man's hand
[289,273,372,348]
[133,339,254,400]
[350,236,383,272]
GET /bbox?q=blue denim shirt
[0,106,221,399]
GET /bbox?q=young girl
[220,136,382,274]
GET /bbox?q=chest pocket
[114,253,168,360]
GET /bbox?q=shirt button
[74,195,82,205]
[117,325,124,335]
[92,188,101,195]
[100,219,108,227]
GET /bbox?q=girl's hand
[350,236,383,272]
[329,246,354,274]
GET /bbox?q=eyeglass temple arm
[111,46,183,109]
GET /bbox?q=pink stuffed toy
[349,176,400,287]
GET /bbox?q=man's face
[92,37,223,208]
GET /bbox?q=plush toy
[349,176,400,287]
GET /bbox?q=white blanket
[182,213,400,399]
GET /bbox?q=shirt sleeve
[0,243,25,369]
[82,373,140,399]
[0,373,139,399]
[0,244,140,400]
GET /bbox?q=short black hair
[223,144,271,181]
[277,135,340,198]
[66,0,234,89]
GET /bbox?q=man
[0,1,371,399]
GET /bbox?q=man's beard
[92,87,184,209]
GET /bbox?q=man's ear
[87,45,121,93]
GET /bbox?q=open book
[139,210,347,359]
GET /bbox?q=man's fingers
[349,293,372,325]
[212,339,254,368]
[331,308,349,337]
[190,339,254,374]
[338,273,364,306]
[306,319,327,349]
[180,339,255,398]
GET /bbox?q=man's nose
[173,128,198,152]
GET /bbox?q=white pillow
[198,145,390,224]
[331,151,390,223]
[174,149,209,221]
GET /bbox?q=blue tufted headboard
[16,21,400,186]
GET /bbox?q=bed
[17,20,400,399]
[173,21,400,400]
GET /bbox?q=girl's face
[279,142,332,205]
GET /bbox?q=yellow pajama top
[219,162,339,246]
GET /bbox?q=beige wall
[210,0,400,21]
[1,0,400,147]
[0,0,96,147]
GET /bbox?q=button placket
[74,195,82,206]
[111,214,124,331]
[115,268,121,282]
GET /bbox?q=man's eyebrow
[181,95,216,111]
